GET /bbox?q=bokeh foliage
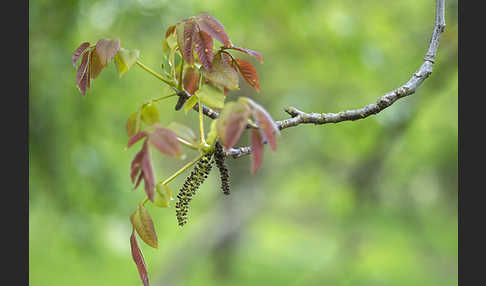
[29,0,458,285]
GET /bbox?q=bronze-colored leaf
[193,29,214,72]
[234,59,260,91]
[183,20,196,64]
[201,53,239,91]
[72,42,90,68]
[250,128,264,174]
[182,67,200,95]
[196,12,231,46]
[225,46,263,63]
[165,25,176,38]
[130,231,149,286]
[95,38,120,66]
[89,49,104,79]
[217,101,251,151]
[76,50,91,95]
[130,204,158,248]
[148,125,182,158]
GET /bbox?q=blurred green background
[29,0,458,285]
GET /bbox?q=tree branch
[227,0,446,158]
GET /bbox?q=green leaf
[115,48,140,77]
[206,119,219,146]
[126,112,138,137]
[184,95,199,114]
[195,84,225,109]
[166,122,198,145]
[130,204,158,248]
[141,103,160,125]
[153,183,172,208]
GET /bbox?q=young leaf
[196,12,231,46]
[195,84,225,110]
[166,122,198,145]
[95,38,120,66]
[153,183,172,208]
[201,53,239,91]
[182,20,197,64]
[217,101,251,151]
[141,104,160,126]
[250,128,264,174]
[206,119,219,146]
[130,144,146,184]
[76,50,91,96]
[115,48,140,77]
[192,29,214,72]
[72,42,90,68]
[130,204,158,248]
[89,49,104,80]
[182,66,200,95]
[165,25,176,38]
[130,231,149,286]
[234,59,260,91]
[175,21,186,55]
[225,46,263,63]
[184,95,199,114]
[127,131,148,149]
[125,111,140,137]
[148,124,182,158]
[243,98,279,151]
[141,141,155,201]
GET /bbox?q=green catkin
[175,153,213,226]
[214,142,230,195]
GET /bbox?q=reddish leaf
[193,29,214,72]
[253,105,279,151]
[76,50,91,95]
[130,231,149,286]
[234,59,260,91]
[130,140,155,201]
[250,129,264,174]
[217,102,251,151]
[126,131,148,149]
[225,46,263,63]
[72,42,90,68]
[95,38,120,66]
[196,12,231,46]
[165,25,176,38]
[148,126,182,158]
[130,205,158,249]
[183,20,196,64]
[76,50,89,85]
[182,67,200,95]
[141,141,155,201]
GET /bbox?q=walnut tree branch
[227,0,445,158]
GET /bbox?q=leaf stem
[152,93,178,103]
[198,99,207,146]
[160,154,204,186]
[136,60,175,87]
[141,154,203,206]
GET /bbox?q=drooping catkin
[214,142,230,195]
[175,153,213,226]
